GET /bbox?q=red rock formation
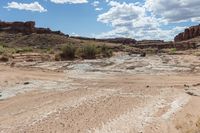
[134,41,196,50]
[0,21,66,36]
[174,24,200,42]
[0,21,35,34]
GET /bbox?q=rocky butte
[0,21,66,36]
[174,24,200,42]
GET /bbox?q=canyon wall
[0,21,66,36]
[174,24,200,42]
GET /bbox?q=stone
[24,82,30,85]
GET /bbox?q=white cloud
[4,1,47,12]
[92,1,100,7]
[145,0,200,23]
[98,2,146,27]
[96,1,197,40]
[95,7,103,11]
[97,1,163,40]
[97,26,186,41]
[50,0,88,4]
[71,32,79,36]
[91,1,102,11]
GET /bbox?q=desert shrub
[145,48,159,54]
[75,47,83,58]
[0,43,6,47]
[100,44,113,57]
[81,44,97,59]
[0,45,5,55]
[16,47,33,53]
[48,49,55,54]
[56,44,113,61]
[60,44,76,60]
[76,44,113,59]
[0,54,9,62]
[170,48,177,54]
[54,54,61,61]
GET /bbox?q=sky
[0,0,200,41]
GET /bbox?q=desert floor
[0,53,200,133]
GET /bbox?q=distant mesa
[174,24,200,42]
[98,38,137,45]
[0,21,67,36]
[0,21,198,51]
[70,36,137,45]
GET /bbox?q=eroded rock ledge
[0,21,66,36]
[174,24,200,42]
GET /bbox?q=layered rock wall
[174,24,200,42]
[0,21,65,36]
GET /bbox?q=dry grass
[58,44,113,60]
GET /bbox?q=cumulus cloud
[95,8,103,11]
[91,1,102,11]
[50,0,88,4]
[97,1,162,40]
[4,1,47,12]
[92,1,100,7]
[96,0,199,40]
[97,25,185,41]
[98,2,145,26]
[145,0,200,22]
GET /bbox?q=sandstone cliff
[0,21,66,36]
[174,24,200,42]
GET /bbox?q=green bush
[170,48,177,54]
[82,44,97,59]
[58,44,113,60]
[16,47,33,53]
[0,43,6,47]
[100,45,113,57]
[75,47,83,58]
[60,44,76,60]
[48,49,55,54]
[54,54,61,61]
[0,45,4,55]
[144,48,158,54]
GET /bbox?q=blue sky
[0,0,200,40]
